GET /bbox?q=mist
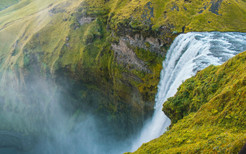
[0,71,133,154]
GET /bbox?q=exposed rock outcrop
[112,39,148,72]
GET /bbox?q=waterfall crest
[131,32,246,151]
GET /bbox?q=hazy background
[0,71,134,154]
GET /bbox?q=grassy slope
[0,0,165,132]
[0,0,19,11]
[0,0,152,136]
[0,0,246,139]
[133,51,246,153]
[1,0,246,86]
[0,0,83,134]
[105,0,246,33]
[0,0,79,71]
[1,0,246,102]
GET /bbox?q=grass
[0,0,19,11]
[103,0,246,32]
[0,0,83,70]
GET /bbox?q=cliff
[0,0,246,139]
[133,51,246,153]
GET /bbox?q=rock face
[119,34,168,56]
[112,39,148,72]
[0,0,246,148]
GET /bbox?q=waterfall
[131,32,246,151]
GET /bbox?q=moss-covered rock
[132,51,246,153]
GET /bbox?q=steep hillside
[104,0,246,33]
[1,0,246,140]
[0,0,19,11]
[132,51,246,153]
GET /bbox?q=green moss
[133,51,246,153]
[132,47,163,103]
[105,0,246,33]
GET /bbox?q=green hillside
[0,0,246,142]
[0,0,19,11]
[132,51,246,153]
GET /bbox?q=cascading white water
[131,32,246,151]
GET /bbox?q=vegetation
[0,0,19,11]
[132,51,246,153]
[99,0,246,33]
[0,0,246,142]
